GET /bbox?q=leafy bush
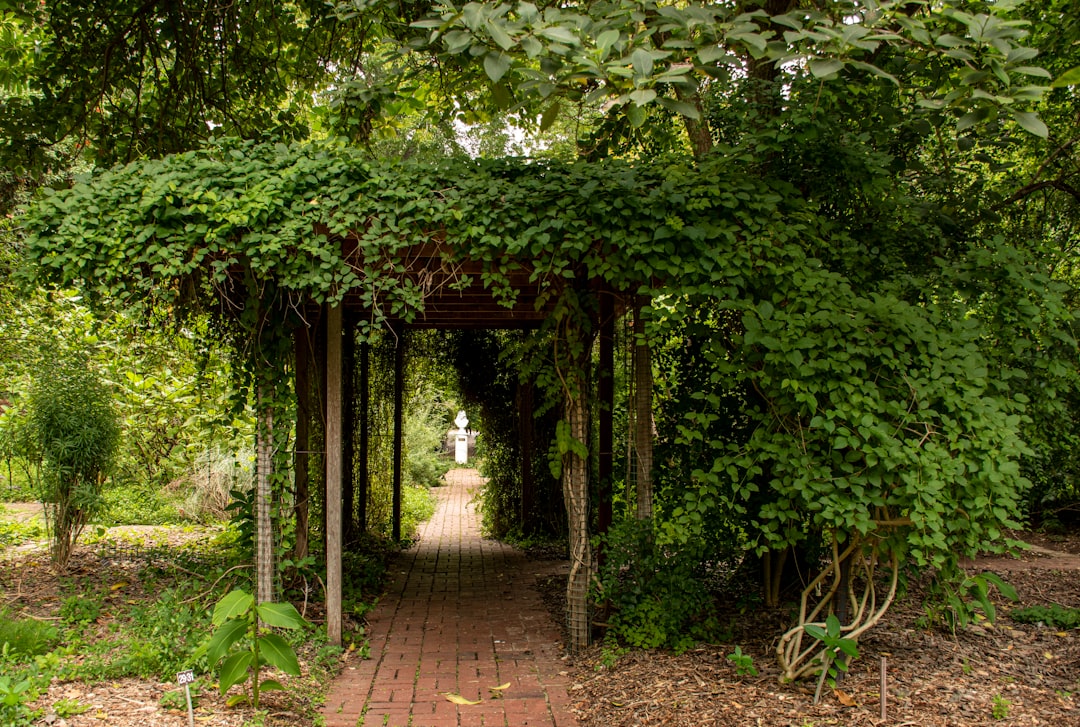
[28,350,119,569]
[401,485,435,541]
[595,518,715,651]
[58,594,101,625]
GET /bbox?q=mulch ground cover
[4,522,1080,726]
[557,534,1080,727]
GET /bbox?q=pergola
[24,142,726,653]
[313,240,629,651]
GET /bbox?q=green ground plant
[726,646,757,678]
[0,614,58,659]
[204,589,308,709]
[1011,604,1080,629]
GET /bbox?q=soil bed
[0,524,341,727]
[559,534,1080,727]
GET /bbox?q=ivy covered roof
[24,138,809,330]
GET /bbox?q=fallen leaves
[443,693,482,705]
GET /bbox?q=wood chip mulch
[560,537,1080,727]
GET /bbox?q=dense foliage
[8,0,1080,671]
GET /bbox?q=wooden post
[325,304,344,646]
[391,329,405,542]
[519,380,535,535]
[632,296,654,519]
[358,340,370,534]
[292,326,311,563]
[314,312,328,554]
[342,318,356,545]
[598,291,614,540]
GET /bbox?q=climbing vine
[22,137,1073,655]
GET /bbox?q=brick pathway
[323,469,578,727]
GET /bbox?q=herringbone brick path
[322,469,577,727]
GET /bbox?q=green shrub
[401,485,435,541]
[595,517,716,651]
[0,517,44,548]
[58,594,101,625]
[28,350,119,569]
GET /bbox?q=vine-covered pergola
[27,139,778,650]
[25,138,1032,664]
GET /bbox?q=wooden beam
[326,304,344,646]
[392,329,405,542]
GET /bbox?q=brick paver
[323,469,578,727]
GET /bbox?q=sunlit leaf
[1052,66,1080,87]
[443,692,482,705]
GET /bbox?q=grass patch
[0,611,59,658]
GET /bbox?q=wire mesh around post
[564,390,593,652]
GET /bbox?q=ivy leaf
[484,52,512,82]
[1010,110,1048,138]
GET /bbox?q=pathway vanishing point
[322,468,579,727]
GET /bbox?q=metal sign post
[177,669,195,727]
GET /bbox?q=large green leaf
[213,590,254,626]
[218,650,254,694]
[1052,66,1080,87]
[207,617,249,665]
[1010,110,1048,138]
[256,601,306,629]
[258,633,301,677]
[484,52,512,83]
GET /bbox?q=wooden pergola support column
[292,326,311,563]
[325,304,344,646]
[358,340,370,534]
[391,330,405,542]
[342,317,356,544]
[598,290,615,541]
[519,379,536,536]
